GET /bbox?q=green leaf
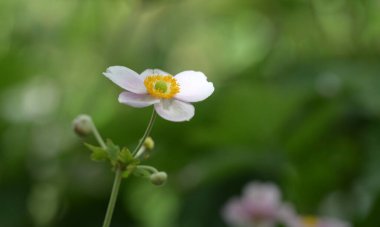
[118,147,134,164]
[122,171,130,178]
[123,165,134,178]
[84,143,108,161]
[122,164,140,178]
[106,139,120,162]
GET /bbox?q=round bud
[150,171,167,186]
[73,115,93,137]
[144,137,155,150]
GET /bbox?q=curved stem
[134,146,146,159]
[132,109,157,156]
[137,165,159,174]
[90,119,107,149]
[102,167,123,227]
[101,108,157,227]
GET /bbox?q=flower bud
[73,115,93,137]
[144,137,154,150]
[150,171,167,186]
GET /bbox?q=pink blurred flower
[222,182,298,227]
[242,182,281,220]
[221,182,351,227]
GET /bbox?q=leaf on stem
[106,139,120,163]
[84,143,108,161]
[118,147,136,164]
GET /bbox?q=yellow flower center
[144,75,180,99]
[302,216,318,227]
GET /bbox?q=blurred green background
[1,0,380,226]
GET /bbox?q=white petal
[140,69,170,79]
[103,66,146,94]
[154,99,194,122]
[174,71,214,102]
[118,91,159,108]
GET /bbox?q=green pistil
[154,81,168,93]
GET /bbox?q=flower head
[222,182,297,227]
[222,182,352,227]
[103,66,214,122]
[149,171,168,186]
[241,182,282,220]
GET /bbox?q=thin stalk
[136,165,159,174]
[101,108,157,227]
[90,119,107,149]
[102,167,123,227]
[132,109,157,156]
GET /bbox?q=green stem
[101,108,157,227]
[132,109,157,156]
[134,146,146,159]
[90,119,107,149]
[102,167,123,227]
[137,165,159,174]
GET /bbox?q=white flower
[103,66,214,122]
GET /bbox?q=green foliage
[118,147,134,165]
[84,143,108,162]
[0,0,380,226]
[85,140,139,177]
[105,139,120,164]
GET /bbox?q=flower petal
[154,99,194,122]
[174,71,214,102]
[140,69,170,79]
[103,66,146,94]
[118,91,159,108]
[222,198,252,226]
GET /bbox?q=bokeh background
[1,0,380,226]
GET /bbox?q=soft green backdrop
[1,0,380,226]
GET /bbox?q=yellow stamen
[302,216,318,227]
[144,75,180,99]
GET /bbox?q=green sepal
[122,163,139,178]
[84,143,108,161]
[122,171,130,178]
[118,147,135,164]
[106,139,120,163]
